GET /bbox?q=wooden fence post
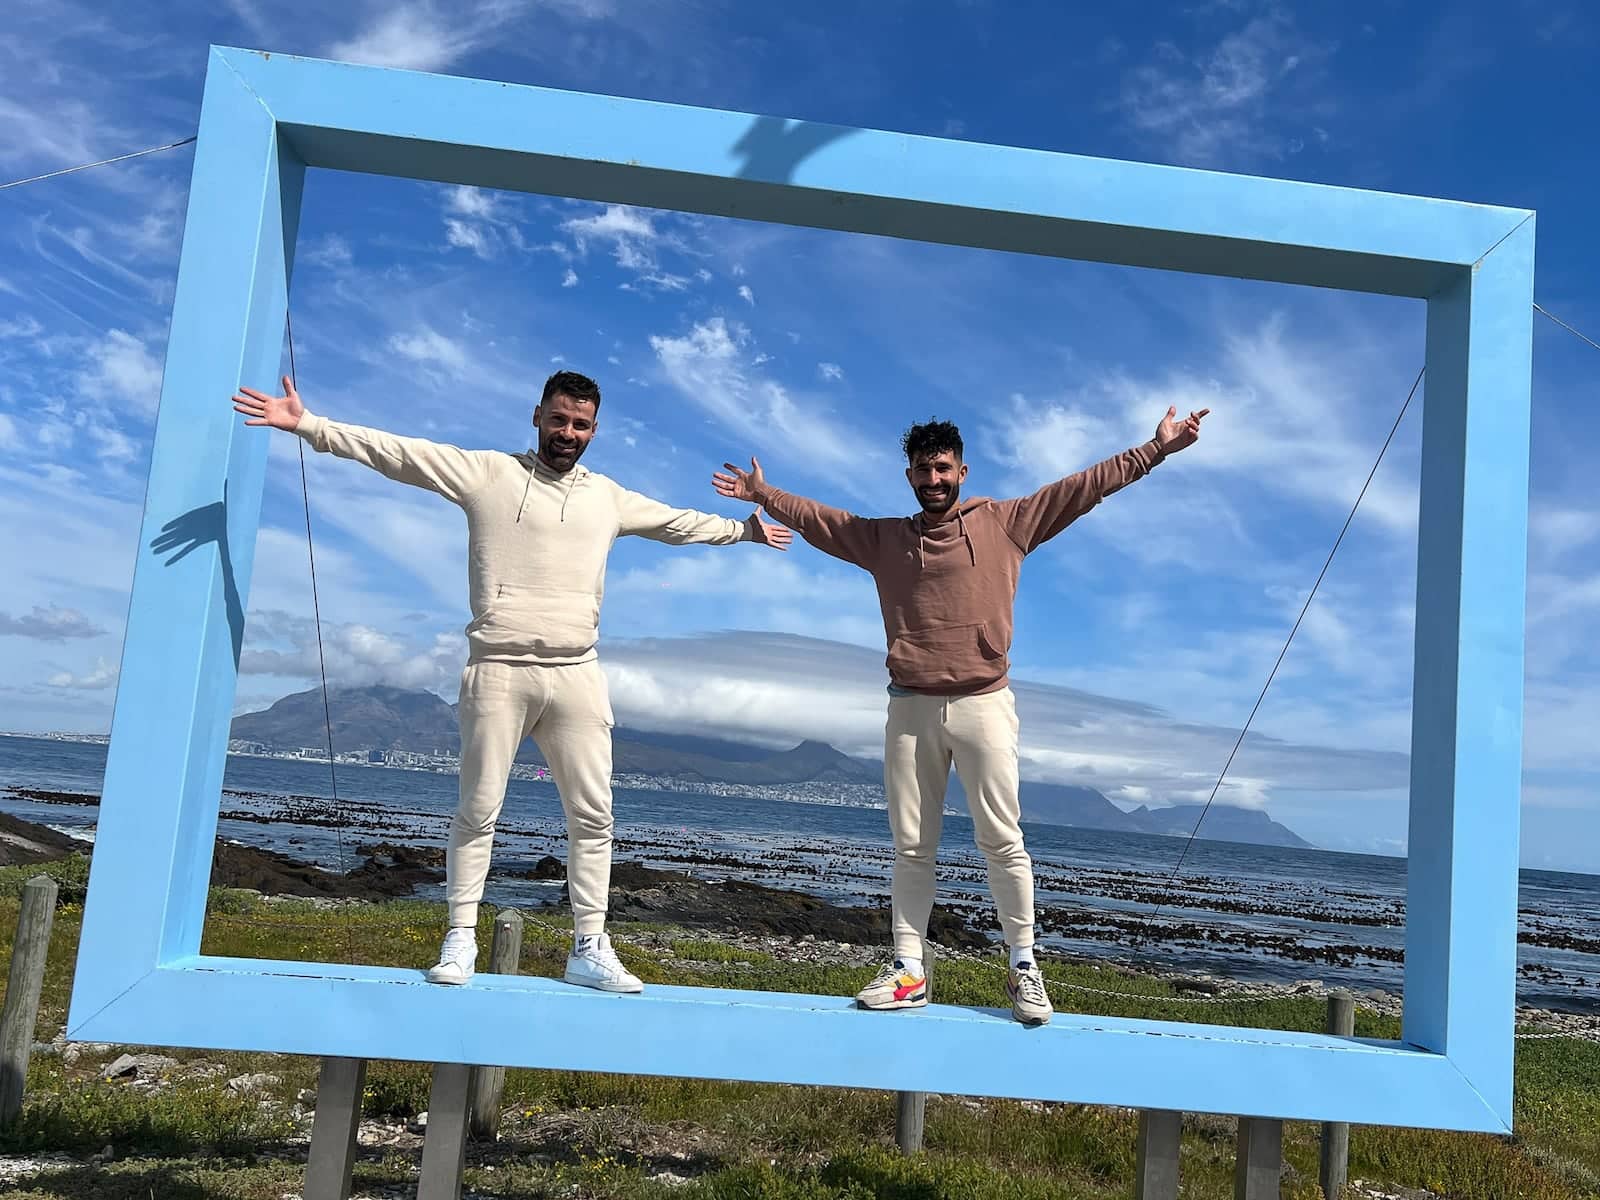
[1320,990,1356,1198]
[468,909,523,1141]
[304,1056,367,1200]
[1135,1109,1183,1200]
[1234,1117,1283,1200]
[0,876,59,1126]
[895,1090,926,1153]
[419,1063,472,1199]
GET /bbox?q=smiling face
[906,449,968,515]
[532,391,598,473]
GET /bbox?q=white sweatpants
[448,659,615,933]
[884,687,1035,960]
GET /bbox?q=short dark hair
[541,370,601,410]
[901,419,963,464]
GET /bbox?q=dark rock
[0,811,85,866]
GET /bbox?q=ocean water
[2,733,1595,1011]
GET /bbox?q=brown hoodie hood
[757,439,1165,694]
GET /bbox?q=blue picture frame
[68,46,1535,1134]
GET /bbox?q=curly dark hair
[541,369,602,410]
[901,419,963,464]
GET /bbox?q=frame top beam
[215,46,1529,299]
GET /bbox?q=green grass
[0,884,1594,1198]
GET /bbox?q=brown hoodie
[755,439,1166,695]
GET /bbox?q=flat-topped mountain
[231,685,1310,848]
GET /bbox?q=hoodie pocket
[467,582,600,658]
[886,621,1004,689]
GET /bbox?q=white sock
[895,956,925,978]
[1009,944,1035,971]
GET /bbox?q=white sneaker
[1007,962,1053,1026]
[425,927,477,985]
[563,932,644,994]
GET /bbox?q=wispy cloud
[326,1,527,72]
[648,317,889,500]
[1115,9,1336,167]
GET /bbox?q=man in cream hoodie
[714,406,1206,1024]
[234,370,792,992]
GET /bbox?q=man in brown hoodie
[713,405,1207,1024]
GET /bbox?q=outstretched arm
[712,457,880,569]
[232,376,490,505]
[999,406,1209,553]
[615,486,793,551]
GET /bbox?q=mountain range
[230,685,1311,849]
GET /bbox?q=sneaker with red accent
[855,960,929,1010]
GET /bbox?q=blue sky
[0,1,1597,870]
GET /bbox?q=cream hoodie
[295,412,751,665]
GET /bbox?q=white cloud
[445,219,493,259]
[559,204,693,290]
[562,268,580,288]
[818,362,843,382]
[77,329,163,417]
[240,611,463,693]
[48,657,118,690]
[387,326,469,375]
[445,185,497,219]
[0,315,44,339]
[0,605,105,641]
[0,413,16,448]
[563,206,656,244]
[738,285,755,306]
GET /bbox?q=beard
[916,481,960,515]
[538,431,588,471]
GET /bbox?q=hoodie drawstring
[515,457,534,523]
[560,469,578,522]
[956,509,976,566]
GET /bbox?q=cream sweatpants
[448,659,615,933]
[884,687,1035,961]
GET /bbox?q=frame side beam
[1403,220,1534,1128]
[69,50,298,1028]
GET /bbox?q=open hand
[1156,405,1209,454]
[713,457,767,503]
[746,507,792,552]
[233,375,305,431]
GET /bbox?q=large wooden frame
[69,46,1535,1133]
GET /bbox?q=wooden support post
[0,876,58,1126]
[1135,1109,1182,1200]
[895,1090,926,1153]
[418,1062,472,1200]
[1234,1117,1283,1200]
[468,909,523,1141]
[1320,990,1356,1198]
[304,1056,367,1200]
